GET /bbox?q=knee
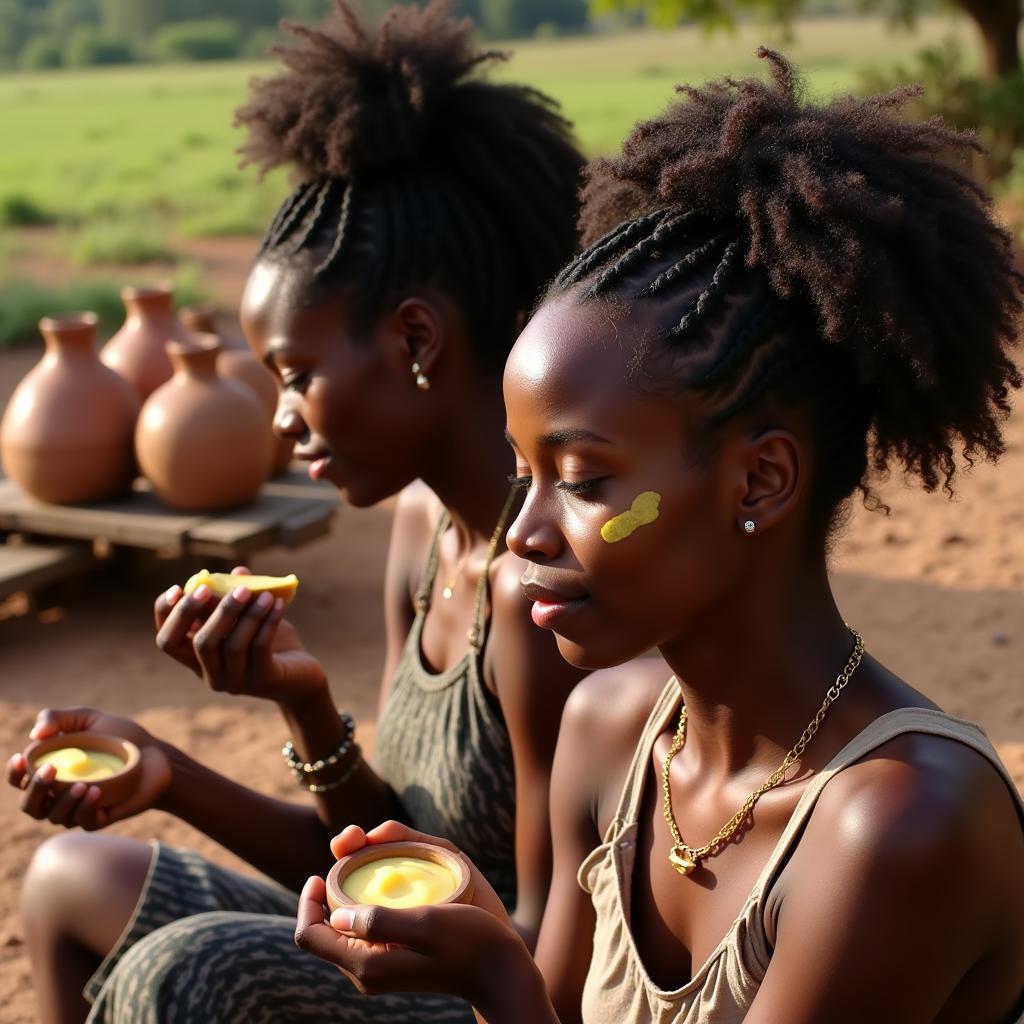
[22,833,151,950]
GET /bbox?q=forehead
[504,294,685,443]
[505,295,639,406]
[241,257,332,330]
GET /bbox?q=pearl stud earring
[743,520,756,534]
[411,361,430,391]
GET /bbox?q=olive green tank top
[579,679,1024,1024]
[375,512,517,910]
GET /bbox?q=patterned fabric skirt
[85,842,475,1024]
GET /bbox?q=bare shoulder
[383,482,444,611]
[559,659,672,829]
[561,659,670,746]
[813,729,1020,853]
[795,726,1024,926]
[392,480,442,538]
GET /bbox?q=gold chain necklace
[661,627,865,876]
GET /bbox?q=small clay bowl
[326,840,474,912]
[23,732,142,808]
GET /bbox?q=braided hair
[236,0,584,367]
[552,49,1023,528]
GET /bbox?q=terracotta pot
[1,313,139,504]
[181,307,293,475]
[101,285,190,401]
[217,348,295,475]
[135,336,273,511]
[180,303,248,351]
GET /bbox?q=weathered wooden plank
[278,500,337,548]
[0,479,201,551]
[0,540,94,601]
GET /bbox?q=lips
[521,575,590,630]
[293,448,336,482]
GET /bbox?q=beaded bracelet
[304,745,363,793]
[281,711,355,776]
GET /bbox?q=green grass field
[0,14,980,245]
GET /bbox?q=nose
[506,489,564,562]
[273,395,308,442]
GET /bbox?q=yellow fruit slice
[183,569,299,606]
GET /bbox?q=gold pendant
[442,584,455,600]
[669,847,697,876]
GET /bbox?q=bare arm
[746,738,1024,1024]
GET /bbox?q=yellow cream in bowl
[341,857,457,908]
[34,747,124,782]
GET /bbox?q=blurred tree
[481,0,586,35]
[590,0,1019,80]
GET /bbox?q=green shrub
[861,39,1024,183]
[151,20,243,62]
[18,35,63,70]
[63,27,134,67]
[67,220,176,267]
[241,27,279,60]
[0,194,54,227]
[0,276,207,349]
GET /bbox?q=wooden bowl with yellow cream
[326,841,473,911]
[23,732,142,808]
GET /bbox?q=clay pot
[135,335,273,511]
[101,285,191,401]
[180,303,248,351]
[181,307,293,475]
[0,313,139,504]
[217,348,295,475]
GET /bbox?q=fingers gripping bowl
[326,841,474,911]
[23,732,142,807]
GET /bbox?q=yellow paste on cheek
[341,857,457,908]
[33,747,125,782]
[600,491,662,543]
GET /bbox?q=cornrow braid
[238,1,583,370]
[550,47,1022,530]
[665,238,743,342]
[314,180,355,276]
[258,179,317,256]
[288,177,336,255]
[585,211,696,299]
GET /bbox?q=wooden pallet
[0,467,339,562]
[0,539,94,602]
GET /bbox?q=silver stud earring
[743,520,756,534]
[411,361,430,392]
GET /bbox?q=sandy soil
[0,238,1020,1022]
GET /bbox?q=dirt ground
[0,239,1021,1022]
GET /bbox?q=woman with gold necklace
[294,50,1024,1023]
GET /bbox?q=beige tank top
[578,679,1024,1024]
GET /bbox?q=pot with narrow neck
[0,312,139,504]
[135,335,274,511]
[101,285,190,401]
[181,306,294,475]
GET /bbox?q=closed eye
[554,478,606,495]
[281,372,311,393]
[507,473,532,490]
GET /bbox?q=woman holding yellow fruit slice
[6,4,593,1022]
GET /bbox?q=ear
[734,429,803,534]
[389,297,447,377]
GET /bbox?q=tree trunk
[956,0,1020,80]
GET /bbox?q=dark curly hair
[235,0,584,367]
[552,48,1022,527]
